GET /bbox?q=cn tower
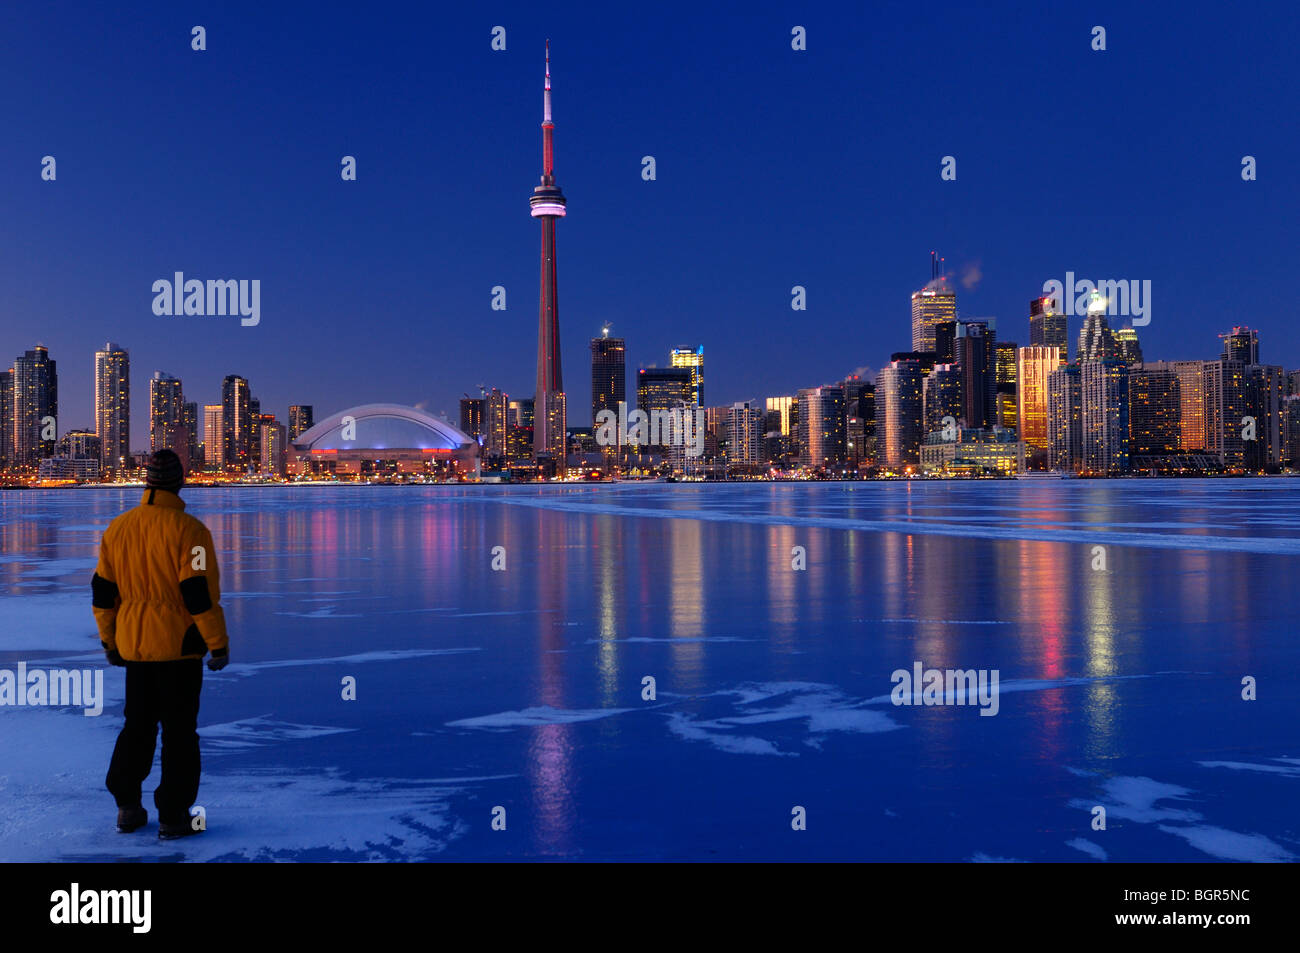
[531,41,567,463]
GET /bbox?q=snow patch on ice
[1066,838,1108,860]
[200,715,355,752]
[448,705,634,730]
[1155,824,1295,862]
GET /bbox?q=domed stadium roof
[293,404,474,452]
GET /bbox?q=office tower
[1017,347,1060,464]
[288,405,314,440]
[878,359,924,467]
[1114,328,1143,366]
[12,345,58,469]
[1082,360,1130,474]
[1077,311,1118,362]
[933,321,958,364]
[221,375,252,471]
[954,321,995,429]
[590,332,626,425]
[995,341,1018,429]
[1244,364,1285,469]
[93,343,131,476]
[910,252,957,352]
[704,406,729,460]
[923,364,962,437]
[484,389,508,460]
[842,376,873,468]
[1047,364,1083,472]
[149,371,187,469]
[531,44,567,462]
[1029,296,1068,362]
[459,397,485,442]
[0,369,12,469]
[725,402,763,465]
[1128,367,1181,456]
[764,396,795,464]
[1202,360,1248,468]
[1288,369,1300,397]
[797,386,846,468]
[670,346,705,407]
[260,418,288,475]
[509,398,535,430]
[1221,327,1259,364]
[203,405,223,467]
[182,402,199,470]
[636,367,693,448]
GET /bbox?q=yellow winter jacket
[92,489,230,662]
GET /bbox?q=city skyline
[3,3,1297,449]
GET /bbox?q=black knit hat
[145,449,184,493]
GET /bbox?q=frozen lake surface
[1,480,1297,861]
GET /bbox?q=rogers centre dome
[288,403,479,477]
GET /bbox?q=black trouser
[105,659,203,826]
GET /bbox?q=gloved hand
[104,648,126,667]
[207,647,229,672]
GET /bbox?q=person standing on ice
[91,448,230,840]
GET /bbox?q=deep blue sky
[3,0,1297,447]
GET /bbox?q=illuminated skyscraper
[1128,367,1181,456]
[1114,328,1143,366]
[878,359,924,468]
[1202,360,1248,468]
[1028,296,1067,362]
[923,364,962,438]
[203,404,223,467]
[1244,364,1285,470]
[1047,364,1083,472]
[485,389,509,461]
[12,345,58,469]
[221,375,252,472]
[590,332,626,425]
[94,343,130,476]
[0,370,12,469]
[910,253,957,352]
[797,386,846,468]
[1082,360,1130,474]
[995,341,1018,429]
[182,402,199,470]
[636,368,692,449]
[149,371,185,464]
[531,43,567,464]
[1077,310,1119,362]
[955,321,995,429]
[1221,327,1259,364]
[288,405,314,440]
[670,347,704,407]
[725,401,763,466]
[1145,360,1208,451]
[1017,346,1060,464]
[459,397,485,442]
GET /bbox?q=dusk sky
[2,0,1297,447]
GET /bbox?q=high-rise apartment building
[12,345,58,469]
[149,371,186,466]
[94,343,130,476]
[878,359,924,468]
[1081,360,1130,474]
[221,375,252,472]
[1128,367,1181,456]
[797,386,845,469]
[204,404,223,467]
[1221,327,1259,364]
[1047,364,1083,472]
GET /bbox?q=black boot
[158,819,203,840]
[116,805,148,833]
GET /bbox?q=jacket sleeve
[91,537,121,652]
[179,522,229,655]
